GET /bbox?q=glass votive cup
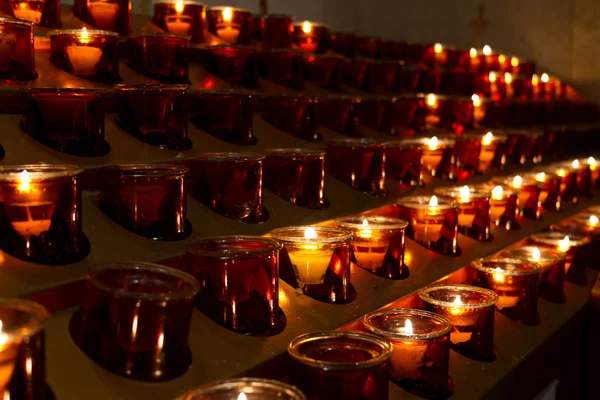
[396,196,460,256]
[552,159,592,198]
[73,0,130,35]
[335,216,409,280]
[189,90,256,145]
[71,262,200,381]
[326,139,387,196]
[264,148,327,209]
[339,57,373,90]
[316,95,362,137]
[97,164,190,241]
[381,40,407,60]
[330,32,356,57]
[292,21,328,53]
[205,45,257,86]
[153,0,205,42]
[472,257,543,325]
[270,226,353,304]
[543,164,579,205]
[182,378,306,400]
[127,33,189,84]
[502,246,566,303]
[261,14,293,48]
[498,175,542,220]
[584,156,600,187]
[302,53,342,89]
[258,48,303,89]
[48,28,120,83]
[359,96,394,134]
[387,94,427,133]
[473,183,520,230]
[552,213,600,268]
[261,94,318,140]
[505,129,544,165]
[363,309,452,399]
[529,232,591,286]
[7,0,60,27]
[468,131,508,172]
[355,36,381,58]
[0,164,87,264]
[418,285,498,361]
[20,88,109,157]
[402,136,456,180]
[186,236,284,336]
[190,153,268,223]
[434,186,492,242]
[2,299,50,400]
[383,141,424,189]
[206,6,253,44]
[422,94,473,132]
[370,59,402,90]
[523,171,562,212]
[288,331,392,400]
[115,84,191,151]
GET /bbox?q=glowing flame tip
[304,227,318,239]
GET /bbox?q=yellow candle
[65,28,103,77]
[216,7,240,43]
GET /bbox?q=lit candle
[287,227,331,285]
[504,72,514,98]
[472,94,486,126]
[87,0,121,31]
[433,42,445,65]
[183,378,306,400]
[478,131,506,171]
[499,175,541,219]
[435,185,492,241]
[587,156,599,185]
[469,47,481,73]
[165,1,193,34]
[215,7,240,43]
[10,1,43,24]
[65,27,103,77]
[489,185,505,221]
[238,392,247,400]
[488,71,498,95]
[8,170,54,239]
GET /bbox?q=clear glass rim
[335,216,409,231]
[47,29,119,38]
[434,186,491,202]
[208,5,252,14]
[130,31,191,40]
[187,236,282,259]
[326,138,383,148]
[396,195,458,211]
[0,16,33,27]
[523,171,561,182]
[530,232,591,247]
[20,87,109,95]
[460,132,508,143]
[471,257,544,276]
[87,262,200,301]
[502,246,566,264]
[293,20,328,29]
[401,136,456,148]
[208,44,258,52]
[193,152,265,163]
[183,378,306,400]
[496,175,539,188]
[473,183,516,197]
[98,164,189,177]
[152,0,205,6]
[0,164,83,181]
[363,308,452,341]
[189,89,253,97]
[0,299,50,338]
[115,83,189,92]
[265,148,326,158]
[270,226,352,244]
[418,284,499,309]
[287,331,392,371]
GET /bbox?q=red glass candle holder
[523,172,562,212]
[451,135,482,178]
[540,164,579,205]
[339,57,373,90]
[115,84,191,151]
[381,40,407,60]
[302,53,341,89]
[473,183,520,231]
[387,94,427,133]
[292,21,328,53]
[498,175,542,220]
[396,195,460,256]
[7,0,60,27]
[127,33,189,84]
[316,95,362,137]
[389,64,426,93]
[472,257,542,325]
[423,94,474,132]
[326,139,387,196]
[206,6,252,44]
[187,236,285,336]
[153,0,206,43]
[183,378,306,400]
[205,45,257,87]
[21,88,109,157]
[503,129,544,165]
[418,285,498,361]
[370,59,402,91]
[330,32,356,57]
[70,262,200,381]
[363,309,452,399]
[264,148,327,209]
[355,36,381,59]
[552,213,600,268]
[189,90,256,145]
[73,0,130,35]
[586,157,600,187]
[422,43,453,68]
[261,94,319,140]
[553,159,592,197]
[502,246,566,303]
[529,232,591,286]
[3,299,50,400]
[260,14,293,48]
[48,28,119,83]
[434,186,492,242]
[0,165,88,265]
[258,48,303,89]
[471,95,493,128]
[384,141,423,189]
[288,331,391,400]
[358,95,393,133]
[97,164,190,241]
[462,131,507,172]
[402,136,456,180]
[270,226,353,304]
[190,153,268,223]
[335,216,409,280]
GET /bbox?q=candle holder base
[355,257,410,280]
[393,375,454,400]
[0,233,90,265]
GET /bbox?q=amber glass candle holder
[418,285,498,361]
[403,137,456,180]
[330,32,356,57]
[316,95,362,137]
[288,331,392,400]
[127,33,189,84]
[0,19,34,81]
[2,299,50,400]
[384,141,424,189]
[363,309,452,399]
[71,262,199,381]
[502,246,566,303]
[262,94,318,140]
[264,148,327,209]
[0,165,88,265]
[339,57,373,90]
[552,159,592,198]
[396,195,460,256]
[292,21,328,53]
[498,175,542,220]
[585,156,600,187]
[381,40,407,60]
[270,226,353,304]
[434,186,492,241]
[205,45,257,86]
[422,94,473,132]
[21,88,109,157]
[187,236,285,336]
[153,0,205,42]
[474,183,520,230]
[326,139,387,196]
[183,378,306,400]
[7,0,59,27]
[359,96,393,133]
[190,153,267,223]
[73,0,130,35]
[471,131,507,172]
[523,172,562,212]
[260,14,293,48]
[189,90,256,145]
[206,6,252,44]
[48,28,119,83]
[97,164,190,241]
[542,164,579,205]
[335,216,408,280]
[529,232,591,286]
[258,48,303,89]
[472,257,542,325]
[302,53,342,89]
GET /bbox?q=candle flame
[541,73,549,83]
[428,135,439,150]
[459,185,471,200]
[590,215,599,226]
[482,45,492,56]
[532,247,541,260]
[498,54,506,64]
[482,131,494,146]
[491,185,504,200]
[504,72,513,84]
[471,94,481,107]
[536,172,546,182]
[404,319,413,335]
[449,295,464,315]
[359,218,372,238]
[469,48,477,58]
[572,159,580,169]
[174,1,184,13]
[556,168,567,178]
[222,7,233,23]
[513,175,523,188]
[362,219,369,227]
[488,71,497,83]
[18,170,31,192]
[532,74,540,86]
[588,157,596,167]
[453,296,462,305]
[79,27,90,44]
[511,56,519,67]
[237,393,247,400]
[433,43,443,54]
[558,236,570,252]
[304,227,318,239]
[493,267,506,283]
[302,20,312,34]
[429,195,438,207]
[426,93,437,107]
